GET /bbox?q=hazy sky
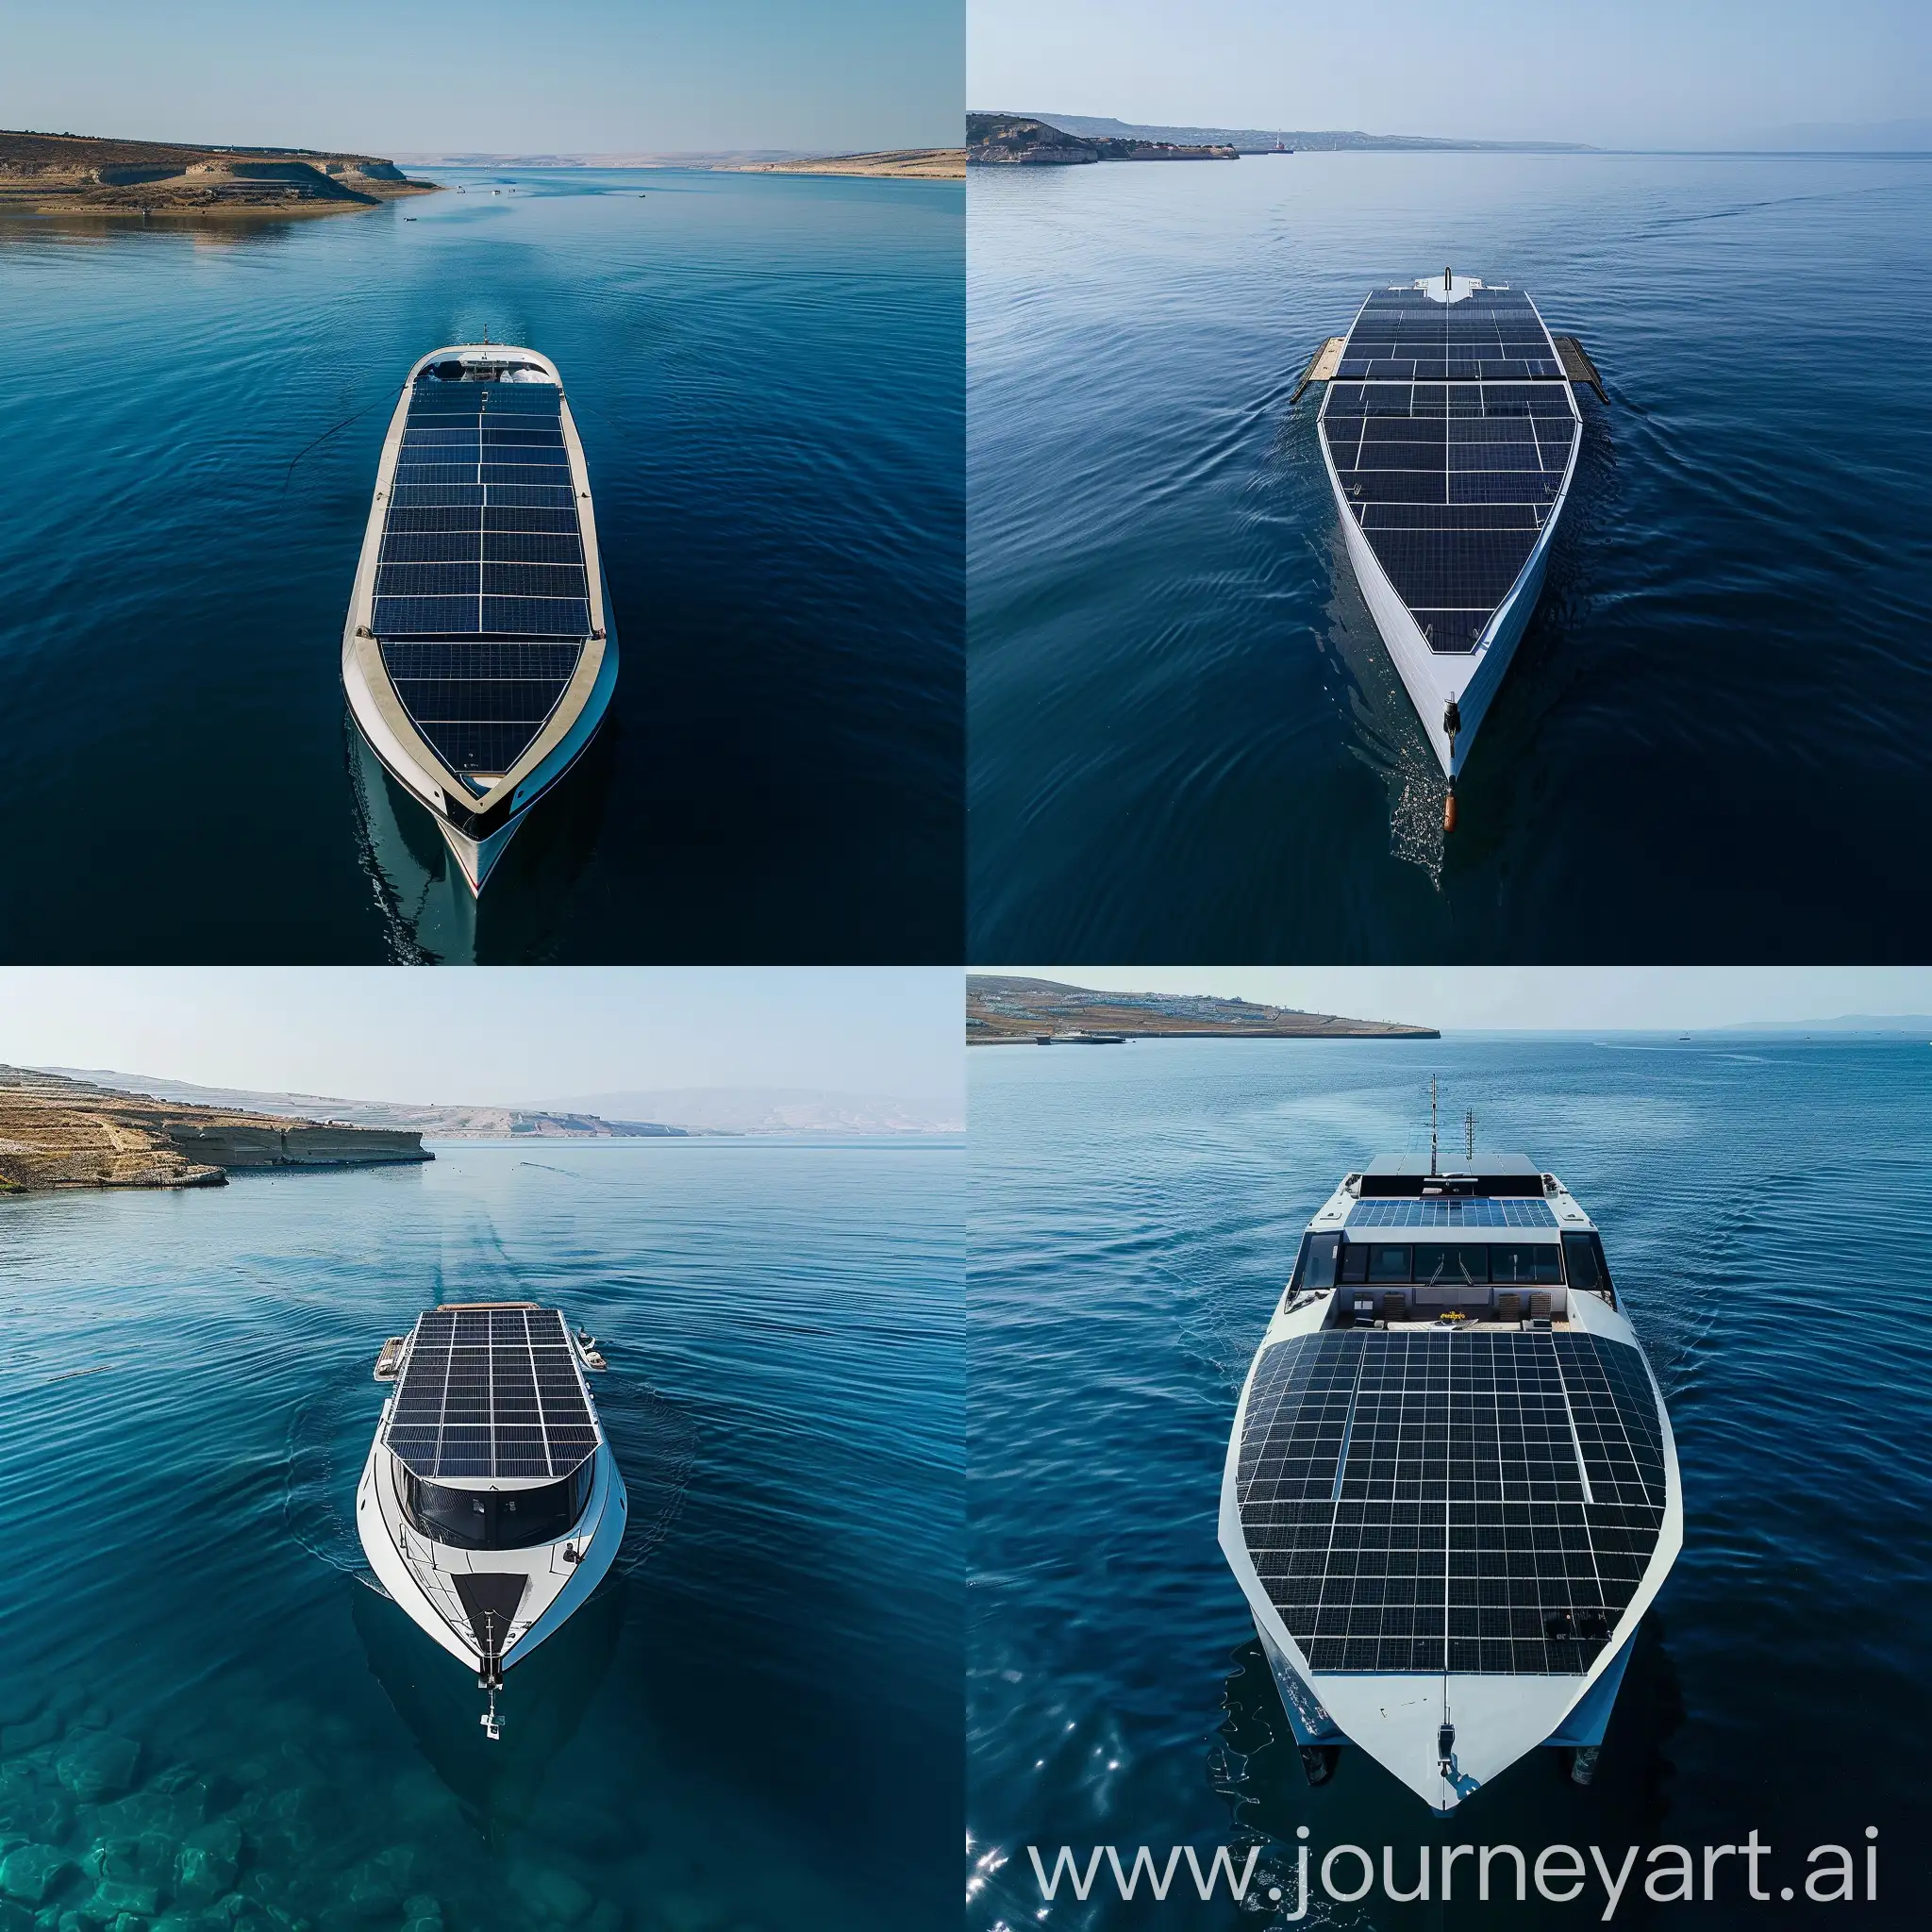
[989,967,1932,1031]
[969,0,1931,149]
[5,0,959,154]
[0,969,963,1107]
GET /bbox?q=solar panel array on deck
[1347,1198,1557,1229]
[1320,290,1576,655]
[1236,1329,1665,1675]
[386,1306,599,1480]
[373,378,591,774]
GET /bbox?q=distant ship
[1317,274,1579,813]
[359,1303,626,1738]
[342,344,618,894]
[1220,1151,1681,1810]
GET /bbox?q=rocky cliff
[0,130,438,214]
[0,1067,431,1193]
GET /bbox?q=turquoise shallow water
[968,1036,1932,1926]
[0,168,962,962]
[0,1139,960,1931]
[969,153,1932,959]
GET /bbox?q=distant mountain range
[991,113,1595,154]
[543,1088,964,1135]
[968,975,1437,1042]
[42,1070,961,1137]
[1717,1015,1932,1033]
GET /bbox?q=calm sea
[0,1138,960,1931]
[968,154,1932,960]
[0,168,961,963]
[967,1036,1932,1926]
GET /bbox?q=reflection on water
[346,717,618,964]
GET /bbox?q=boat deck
[372,373,593,779]
[1319,286,1578,657]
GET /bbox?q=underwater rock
[0,1845,76,1907]
[508,1863,594,1927]
[54,1738,141,1806]
[396,1897,441,1932]
[77,1876,162,1923]
[0,1770,73,1846]
[0,1691,47,1731]
[174,1843,235,1908]
[0,1898,35,1932]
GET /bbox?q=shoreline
[729,148,965,180]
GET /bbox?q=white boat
[342,345,618,894]
[1220,1152,1681,1811]
[1317,275,1580,798]
[358,1302,627,1737]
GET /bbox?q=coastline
[0,1066,431,1195]
[730,148,965,180]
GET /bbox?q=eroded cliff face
[0,1068,430,1193]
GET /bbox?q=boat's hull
[1334,506,1553,782]
[341,342,619,898]
[1248,1612,1635,1810]
[342,581,618,898]
[1220,1279,1680,1812]
[356,1435,628,1679]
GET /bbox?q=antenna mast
[1430,1075,1439,1176]
[1464,1108,1475,1162]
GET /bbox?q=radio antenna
[1430,1075,1439,1176]
[1464,1107,1476,1162]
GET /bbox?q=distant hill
[543,1088,964,1135]
[968,975,1438,1042]
[967,113,1237,165]
[43,1069,691,1140]
[999,112,1594,155]
[0,128,437,214]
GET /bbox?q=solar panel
[1320,289,1576,655]
[1347,1198,1556,1228]
[385,1307,600,1480]
[1236,1330,1665,1675]
[370,377,592,777]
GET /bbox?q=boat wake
[282,1366,391,1596]
[593,1374,699,1577]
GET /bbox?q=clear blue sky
[986,967,1932,1031]
[0,969,963,1106]
[5,0,960,154]
[969,0,1932,149]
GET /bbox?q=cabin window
[1562,1232,1615,1299]
[1292,1230,1341,1291]
[1368,1244,1411,1283]
[1491,1243,1563,1284]
[1411,1243,1489,1285]
[399,1462,593,1550]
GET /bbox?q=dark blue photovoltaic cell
[1320,288,1576,653]
[1347,1197,1557,1228]
[367,375,597,770]
[385,1305,599,1479]
[1235,1328,1665,1675]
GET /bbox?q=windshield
[398,1462,592,1550]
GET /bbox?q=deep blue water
[968,1036,1932,1926]
[0,168,961,962]
[968,154,1932,959]
[0,1138,960,1930]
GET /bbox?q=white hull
[358,1432,627,1679]
[1317,282,1581,781]
[1221,1166,1682,1812]
[341,343,619,898]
